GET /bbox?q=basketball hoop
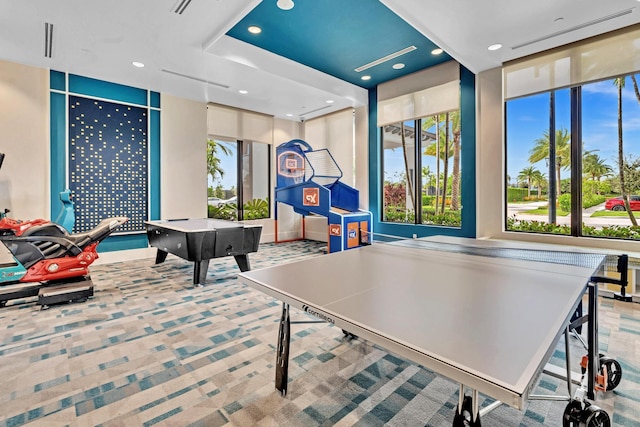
[278,151,305,184]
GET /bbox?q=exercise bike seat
[62,217,128,248]
[55,189,75,233]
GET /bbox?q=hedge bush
[507,187,528,202]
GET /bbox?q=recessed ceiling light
[132,61,145,68]
[239,89,248,94]
[326,100,334,104]
[276,0,295,10]
[431,48,443,55]
[248,26,262,34]
[392,63,405,70]
[361,75,371,81]
[488,43,502,51]
[286,113,293,117]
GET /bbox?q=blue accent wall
[50,71,159,251]
[50,91,66,222]
[50,70,66,91]
[68,74,148,106]
[367,64,477,239]
[150,91,161,109]
[459,66,477,237]
[367,89,381,226]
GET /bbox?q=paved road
[507,201,637,227]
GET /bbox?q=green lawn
[591,210,638,218]
[522,208,570,216]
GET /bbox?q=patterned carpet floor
[0,240,638,426]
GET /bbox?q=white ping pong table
[238,236,620,426]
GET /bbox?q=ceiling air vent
[161,69,230,89]
[298,105,332,120]
[172,0,193,14]
[44,22,54,58]
[355,46,416,72]
[512,8,634,50]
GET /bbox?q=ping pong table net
[358,230,630,274]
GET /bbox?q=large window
[381,110,462,227]
[503,25,640,240]
[505,73,640,240]
[377,61,463,229]
[207,139,270,221]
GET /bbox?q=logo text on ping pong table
[302,304,334,323]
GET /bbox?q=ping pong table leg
[453,385,481,426]
[275,302,291,396]
[587,281,598,400]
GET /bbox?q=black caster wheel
[599,354,622,391]
[341,329,358,339]
[563,400,583,427]
[563,401,610,427]
[453,395,481,427]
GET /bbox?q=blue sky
[507,77,640,185]
[208,143,237,190]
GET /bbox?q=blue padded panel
[68,95,148,233]
[69,74,148,106]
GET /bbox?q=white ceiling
[1,0,639,121]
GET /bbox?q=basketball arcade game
[274,139,372,252]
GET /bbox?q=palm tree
[447,111,461,211]
[613,77,638,225]
[531,170,547,199]
[440,112,450,213]
[583,152,613,184]
[528,128,571,197]
[422,165,434,196]
[207,139,233,184]
[518,166,539,198]
[422,111,460,212]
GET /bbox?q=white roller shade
[504,25,640,100]
[207,103,273,143]
[377,61,460,126]
[207,104,240,140]
[378,94,414,126]
[242,111,273,144]
[414,80,460,119]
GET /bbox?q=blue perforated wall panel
[68,96,148,233]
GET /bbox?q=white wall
[476,68,504,239]
[160,94,208,219]
[0,59,49,220]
